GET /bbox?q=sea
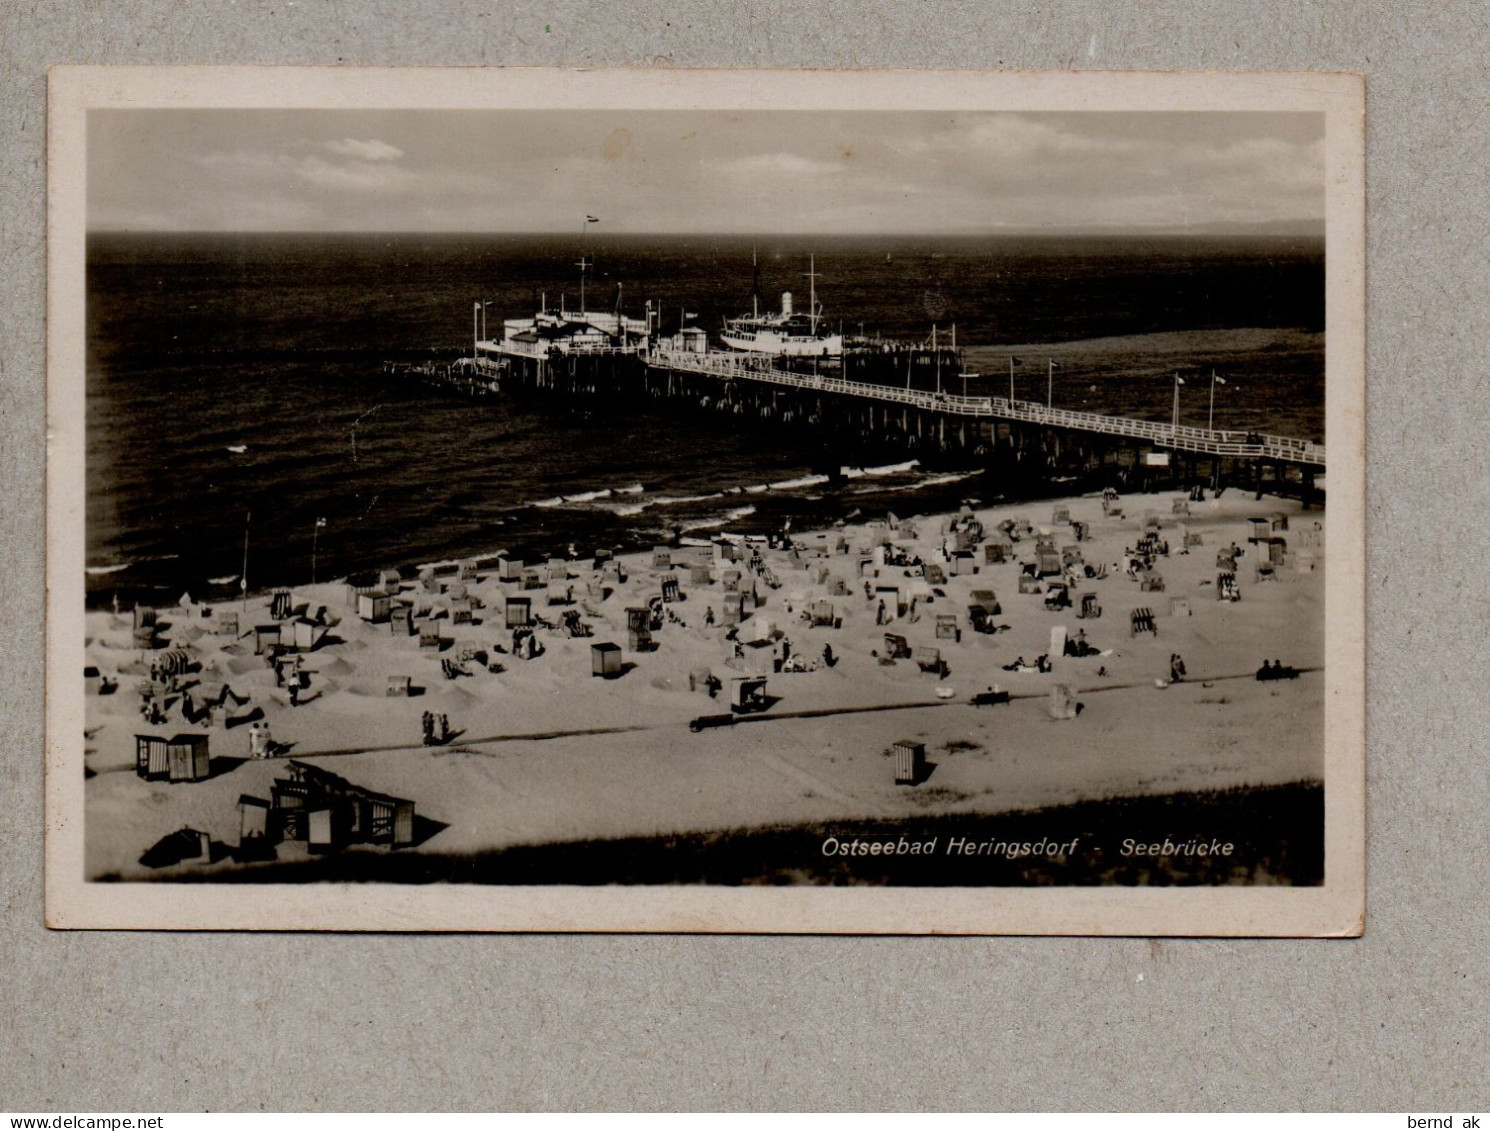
[86,232,1324,607]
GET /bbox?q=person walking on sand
[705,606,715,627]
[422,711,434,746]
[438,714,451,744]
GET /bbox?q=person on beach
[705,606,715,627]
[422,711,434,745]
[439,715,451,744]
[1170,653,1187,683]
[823,644,836,668]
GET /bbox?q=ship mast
[751,245,760,321]
[803,255,821,336]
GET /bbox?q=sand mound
[226,657,260,676]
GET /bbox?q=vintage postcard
[46,67,1364,933]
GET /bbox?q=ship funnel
[781,290,794,316]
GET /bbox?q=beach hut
[390,605,415,636]
[915,646,944,676]
[1169,597,1192,618]
[1036,548,1063,577]
[892,740,924,786]
[1049,684,1079,720]
[418,630,442,651]
[1051,505,1071,525]
[449,598,472,624]
[728,676,768,714]
[1017,575,1042,595]
[883,633,912,660]
[458,559,479,581]
[661,577,681,603]
[874,585,904,618]
[306,808,338,852]
[722,593,744,626]
[378,569,404,591]
[810,600,839,628]
[133,606,157,631]
[968,590,1000,616]
[252,624,282,655]
[546,558,568,583]
[134,734,171,780]
[505,596,532,628]
[270,590,293,620]
[1269,512,1290,532]
[158,733,210,783]
[357,592,392,624]
[238,795,272,844]
[1070,521,1090,543]
[935,614,960,642]
[417,568,439,594]
[1140,572,1166,593]
[722,569,742,593]
[651,547,672,569]
[292,618,325,652]
[984,543,1008,565]
[522,569,544,591]
[363,794,415,847]
[215,611,239,637]
[1171,497,1191,516]
[1247,516,1271,540]
[498,556,523,583]
[591,642,623,679]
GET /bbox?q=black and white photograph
[46,67,1364,932]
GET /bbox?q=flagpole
[240,511,251,617]
[1047,359,1053,409]
[1172,373,1181,440]
[1009,356,1015,403]
[1209,369,1217,432]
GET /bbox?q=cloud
[322,137,404,162]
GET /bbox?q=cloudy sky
[88,109,1324,235]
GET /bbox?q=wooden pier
[396,337,1325,501]
[640,347,1325,468]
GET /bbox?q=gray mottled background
[2,2,1484,1112]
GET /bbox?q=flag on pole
[1176,375,1186,384]
[1010,357,1024,366]
[586,215,600,223]
[1048,360,1061,368]
[316,517,327,528]
[1215,375,1227,385]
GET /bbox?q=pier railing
[645,347,1325,467]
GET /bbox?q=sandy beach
[82,486,1325,882]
